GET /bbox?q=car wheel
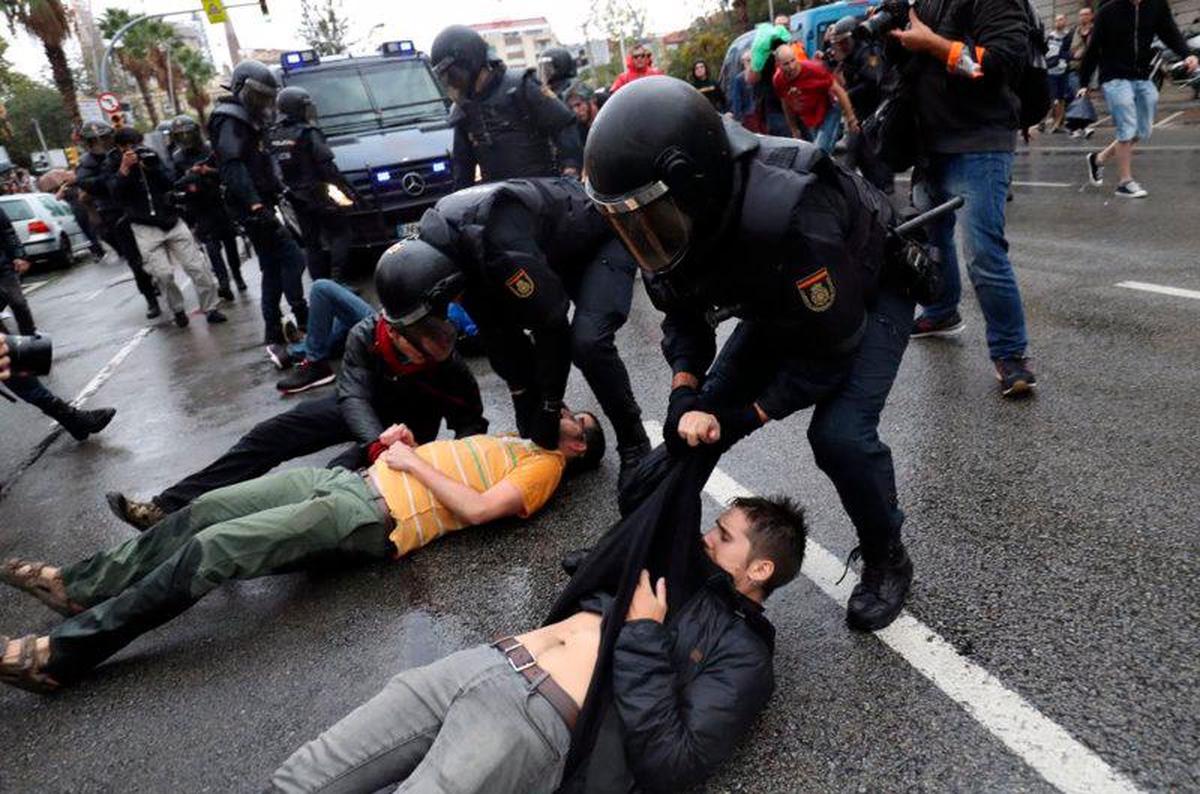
[48,234,73,269]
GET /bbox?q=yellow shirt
[369,435,566,556]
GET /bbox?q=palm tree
[174,45,215,125]
[98,8,160,125]
[141,19,183,115]
[1,0,81,125]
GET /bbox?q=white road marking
[644,420,1140,794]
[1095,114,1111,126]
[21,279,53,296]
[1116,281,1200,300]
[46,328,152,430]
[83,287,106,302]
[894,175,1072,188]
[1031,144,1200,153]
[1153,110,1184,128]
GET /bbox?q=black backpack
[1015,0,1052,131]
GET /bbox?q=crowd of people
[2,4,1198,791]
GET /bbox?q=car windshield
[286,60,447,134]
[0,198,34,221]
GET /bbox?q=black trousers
[0,270,35,335]
[297,206,352,282]
[200,228,243,288]
[246,221,308,344]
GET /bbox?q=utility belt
[491,636,580,731]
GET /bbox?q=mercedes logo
[400,172,426,196]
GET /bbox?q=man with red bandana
[104,251,488,531]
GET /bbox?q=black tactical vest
[207,98,281,200]
[452,68,559,182]
[76,151,118,216]
[268,119,321,201]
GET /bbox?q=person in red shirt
[611,44,663,93]
[771,43,858,141]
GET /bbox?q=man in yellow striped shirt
[0,411,604,692]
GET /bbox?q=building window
[504,33,521,46]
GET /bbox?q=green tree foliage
[666,29,738,82]
[0,64,74,165]
[1,0,81,125]
[300,0,350,56]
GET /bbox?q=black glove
[529,403,562,450]
[663,385,702,456]
[886,230,943,306]
[243,205,281,235]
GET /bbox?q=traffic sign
[202,0,228,24]
[97,92,121,114]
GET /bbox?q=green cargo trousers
[45,467,392,682]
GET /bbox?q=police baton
[893,196,964,236]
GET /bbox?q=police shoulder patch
[505,269,536,299]
[796,267,836,312]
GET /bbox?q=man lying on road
[270,495,805,794]
[0,412,604,692]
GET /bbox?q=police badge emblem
[796,268,836,312]
[506,269,536,298]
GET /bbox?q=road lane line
[50,328,153,425]
[1154,110,1183,128]
[894,175,1072,188]
[21,279,53,296]
[644,420,1140,794]
[1029,144,1200,153]
[1116,281,1200,300]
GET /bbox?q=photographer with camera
[107,127,227,329]
[884,0,1037,397]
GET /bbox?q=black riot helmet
[79,120,115,154]
[430,25,490,98]
[228,59,279,121]
[831,15,859,42]
[584,76,734,277]
[277,86,316,123]
[170,114,201,149]
[538,46,576,87]
[374,238,467,362]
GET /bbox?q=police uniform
[172,142,245,292]
[208,96,308,343]
[418,177,648,456]
[270,117,353,282]
[839,40,894,192]
[449,64,583,190]
[75,150,157,303]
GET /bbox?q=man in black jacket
[0,203,35,335]
[431,25,583,190]
[890,0,1037,396]
[105,247,487,530]
[1080,0,1198,198]
[108,127,226,328]
[587,77,921,631]
[412,177,652,484]
[74,121,161,319]
[271,489,805,794]
[208,59,309,351]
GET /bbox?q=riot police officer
[586,76,925,632]
[74,121,161,318]
[537,46,579,101]
[170,114,246,298]
[270,86,354,283]
[207,59,308,354]
[430,25,583,190]
[399,176,651,484]
[829,16,893,192]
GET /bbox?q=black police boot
[616,439,652,495]
[292,301,309,332]
[845,542,913,632]
[44,399,116,441]
[145,296,162,320]
[217,279,235,302]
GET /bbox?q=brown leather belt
[360,471,396,535]
[492,636,580,731]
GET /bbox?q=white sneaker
[1114,180,1148,198]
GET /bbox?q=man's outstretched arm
[380,441,524,525]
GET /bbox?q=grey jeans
[272,645,571,794]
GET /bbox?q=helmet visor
[240,77,279,118]
[382,308,458,362]
[586,180,693,275]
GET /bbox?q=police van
[274,41,454,250]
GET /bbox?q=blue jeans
[815,105,842,153]
[288,279,374,362]
[915,152,1028,360]
[700,287,914,558]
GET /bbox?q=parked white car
[0,192,92,270]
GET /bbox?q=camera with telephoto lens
[855,0,916,40]
[4,333,53,377]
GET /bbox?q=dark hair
[731,495,806,597]
[564,411,605,476]
[113,127,143,146]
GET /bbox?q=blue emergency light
[281,50,320,70]
[380,40,418,58]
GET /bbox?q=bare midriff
[514,611,603,709]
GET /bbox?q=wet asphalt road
[1,103,1198,793]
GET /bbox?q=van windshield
[286,60,447,135]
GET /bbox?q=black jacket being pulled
[107,148,180,230]
[335,315,488,446]
[550,450,775,794]
[894,0,1030,154]
[1079,0,1196,85]
[449,62,582,190]
[651,123,894,422]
